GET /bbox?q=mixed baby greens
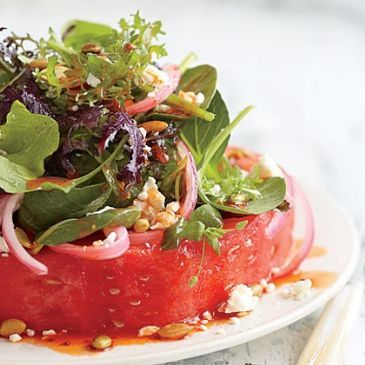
[0,13,287,267]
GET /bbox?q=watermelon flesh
[0,208,294,334]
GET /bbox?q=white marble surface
[2,0,365,363]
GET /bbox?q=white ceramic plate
[0,182,360,365]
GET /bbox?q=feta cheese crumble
[285,279,312,300]
[178,90,205,106]
[142,65,170,87]
[9,334,22,343]
[133,177,180,230]
[42,329,56,336]
[224,284,259,313]
[86,72,101,87]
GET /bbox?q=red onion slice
[0,194,9,227]
[49,226,130,260]
[272,174,315,278]
[125,64,180,115]
[2,194,48,275]
[176,140,198,219]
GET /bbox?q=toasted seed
[0,319,27,337]
[28,58,48,70]
[157,323,194,339]
[91,335,112,350]
[15,228,33,248]
[133,219,150,233]
[81,43,102,54]
[138,326,160,337]
[139,121,168,133]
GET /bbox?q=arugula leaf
[180,91,229,172]
[37,206,140,246]
[18,183,111,232]
[176,65,217,109]
[0,101,59,176]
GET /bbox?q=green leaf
[0,156,33,193]
[37,206,140,246]
[200,177,286,215]
[180,90,229,171]
[0,69,13,89]
[235,220,249,230]
[161,217,186,250]
[18,183,112,232]
[0,101,59,177]
[177,65,217,109]
[62,20,114,50]
[188,275,198,288]
[181,220,205,241]
[189,204,223,228]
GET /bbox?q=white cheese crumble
[92,231,117,247]
[285,279,312,300]
[142,65,170,87]
[258,155,284,178]
[202,311,213,320]
[9,334,22,343]
[42,329,56,336]
[224,284,259,313]
[178,90,205,106]
[86,72,101,88]
[133,177,180,230]
[25,329,35,337]
[155,104,170,113]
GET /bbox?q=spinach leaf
[180,91,229,172]
[37,206,140,246]
[0,156,33,192]
[18,183,112,232]
[0,101,59,177]
[176,65,217,109]
[62,20,114,50]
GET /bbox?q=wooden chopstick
[296,281,363,365]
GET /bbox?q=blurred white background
[2,0,365,364]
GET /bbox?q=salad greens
[0,13,287,262]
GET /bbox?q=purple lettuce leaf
[99,111,146,190]
[0,71,52,123]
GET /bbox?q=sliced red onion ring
[176,140,198,219]
[49,226,130,260]
[2,194,48,275]
[265,168,294,240]
[125,64,180,115]
[272,174,315,278]
[0,194,9,227]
